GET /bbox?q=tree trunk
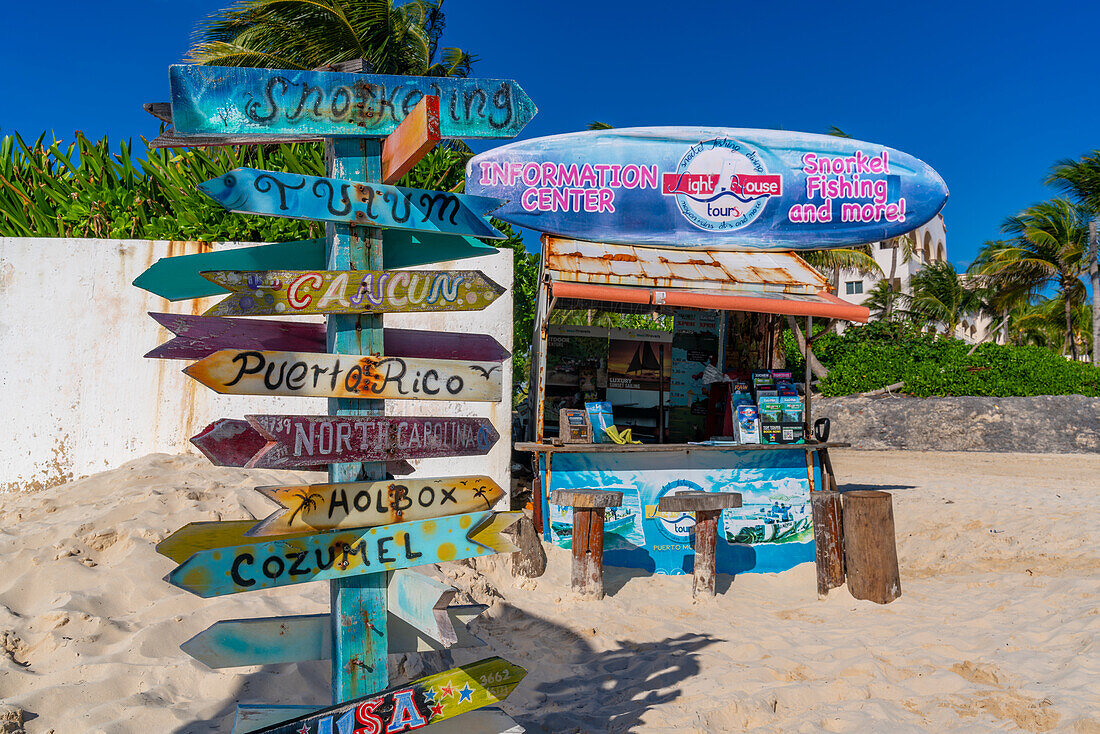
[1090,219,1099,367]
[1065,290,1077,360]
[785,315,828,380]
[886,240,898,318]
[842,490,901,604]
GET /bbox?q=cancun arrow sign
[198,168,505,239]
[165,511,520,598]
[466,126,948,249]
[200,268,504,317]
[169,65,537,139]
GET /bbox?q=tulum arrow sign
[169,64,537,139]
[145,313,510,363]
[466,126,949,250]
[184,350,503,402]
[180,605,487,669]
[240,656,527,734]
[190,415,500,469]
[248,475,504,537]
[199,168,505,239]
[200,268,504,317]
[165,511,520,598]
[132,232,496,302]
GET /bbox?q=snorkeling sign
[465,126,949,249]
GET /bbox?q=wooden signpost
[248,476,504,536]
[132,231,497,301]
[199,168,506,239]
[141,60,534,732]
[201,268,504,317]
[145,314,509,363]
[183,350,503,402]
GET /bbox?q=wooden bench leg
[571,507,606,599]
[811,490,845,597]
[692,509,719,598]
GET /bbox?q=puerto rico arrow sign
[169,64,536,139]
[165,511,520,598]
[198,168,505,239]
[241,655,527,734]
[190,415,499,469]
[248,476,504,537]
[183,350,503,402]
[145,313,510,363]
[200,268,504,317]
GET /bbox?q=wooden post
[549,489,623,599]
[842,490,901,604]
[325,131,388,699]
[810,490,845,597]
[657,492,742,599]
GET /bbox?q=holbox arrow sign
[198,168,505,239]
[169,64,537,139]
[165,510,520,598]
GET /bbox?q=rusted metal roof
[543,235,829,294]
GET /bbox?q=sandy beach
[1,449,1097,733]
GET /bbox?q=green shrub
[784,321,1100,397]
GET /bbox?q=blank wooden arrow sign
[200,268,504,317]
[181,605,486,669]
[165,511,520,598]
[248,475,503,536]
[184,350,503,402]
[190,415,499,470]
[234,656,527,734]
[145,313,510,363]
[198,168,505,239]
[168,64,537,139]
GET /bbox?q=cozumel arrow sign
[165,510,520,598]
[465,126,949,249]
[199,168,505,239]
[169,65,537,139]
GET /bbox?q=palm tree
[187,0,475,76]
[903,261,982,336]
[864,279,902,321]
[971,199,1088,359]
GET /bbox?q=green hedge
[784,321,1100,397]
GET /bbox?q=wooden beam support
[381,95,441,184]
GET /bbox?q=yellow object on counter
[604,425,642,445]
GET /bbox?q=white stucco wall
[0,238,512,495]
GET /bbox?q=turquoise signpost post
[137,60,536,733]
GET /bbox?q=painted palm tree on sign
[188,0,474,77]
[970,199,1088,359]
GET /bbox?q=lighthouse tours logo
[662,138,781,231]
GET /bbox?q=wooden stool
[842,490,901,604]
[657,491,742,598]
[548,489,623,599]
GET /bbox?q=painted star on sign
[423,687,437,703]
[458,683,474,703]
[298,724,309,734]
[429,703,444,718]
[440,683,456,699]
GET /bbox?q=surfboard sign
[465,127,949,250]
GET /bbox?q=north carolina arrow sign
[201,268,504,317]
[199,168,505,239]
[165,511,520,597]
[132,232,496,302]
[249,475,504,536]
[466,126,949,249]
[191,415,499,469]
[241,656,526,734]
[169,64,537,139]
[145,313,510,363]
[184,350,503,402]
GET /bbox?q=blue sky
[0,0,1095,267]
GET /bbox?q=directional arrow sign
[239,656,526,734]
[248,475,504,536]
[201,268,504,317]
[132,232,496,302]
[169,64,537,139]
[165,511,520,597]
[145,313,510,363]
[198,168,505,239]
[184,350,503,402]
[180,605,486,668]
[190,415,499,469]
